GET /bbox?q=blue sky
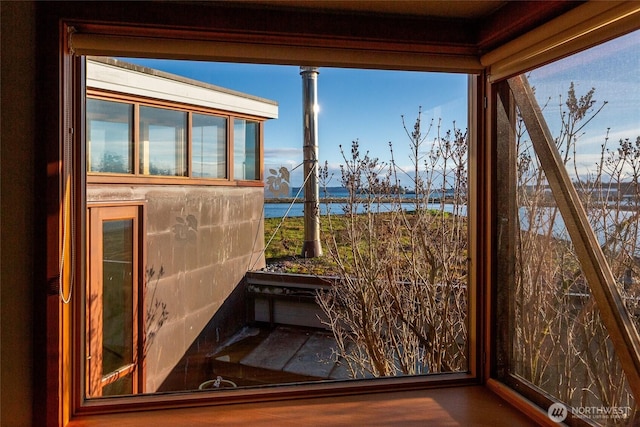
[525,30,640,179]
[120,58,468,187]
[120,29,639,187]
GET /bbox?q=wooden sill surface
[68,385,540,426]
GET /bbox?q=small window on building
[87,99,134,174]
[192,113,227,178]
[139,106,187,177]
[234,119,259,180]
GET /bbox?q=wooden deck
[192,325,352,388]
[239,327,338,378]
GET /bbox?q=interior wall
[0,2,37,426]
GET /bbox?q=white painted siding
[87,59,278,119]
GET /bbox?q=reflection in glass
[509,30,639,424]
[192,113,227,178]
[234,119,259,180]
[102,372,133,397]
[140,106,187,176]
[87,99,133,173]
[102,219,134,396]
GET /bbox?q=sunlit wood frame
[86,204,144,398]
[61,18,482,423]
[487,62,640,427]
[37,1,640,426]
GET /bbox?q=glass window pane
[140,106,187,176]
[192,113,227,178]
[512,127,638,423]
[102,219,134,377]
[502,30,640,425]
[87,99,133,173]
[234,119,259,180]
[86,60,470,399]
[102,372,133,397]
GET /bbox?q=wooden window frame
[137,104,188,178]
[485,40,640,427]
[86,90,265,187]
[191,111,227,181]
[63,25,482,422]
[85,203,145,398]
[42,2,639,426]
[86,97,135,175]
[232,117,261,182]
[488,72,640,422]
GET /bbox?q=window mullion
[493,80,517,381]
[187,112,192,178]
[134,104,140,175]
[228,117,234,181]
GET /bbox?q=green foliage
[263,215,345,275]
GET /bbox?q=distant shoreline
[264,197,454,204]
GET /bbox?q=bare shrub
[513,82,639,424]
[317,108,468,377]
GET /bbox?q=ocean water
[266,186,454,200]
[264,200,465,219]
[264,186,461,219]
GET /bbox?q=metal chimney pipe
[300,66,322,258]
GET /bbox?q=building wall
[0,2,37,427]
[87,185,265,391]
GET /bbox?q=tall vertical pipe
[300,66,322,258]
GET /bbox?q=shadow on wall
[157,278,248,392]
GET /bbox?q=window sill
[87,174,264,187]
[67,385,539,426]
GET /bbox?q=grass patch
[263,215,341,275]
[263,210,465,276]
